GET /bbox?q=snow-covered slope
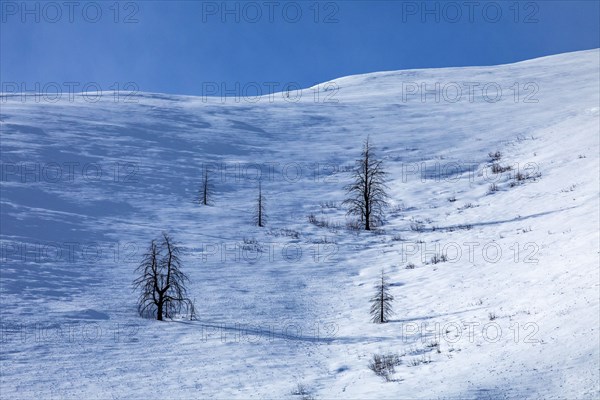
[1,49,599,399]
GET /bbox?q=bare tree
[198,167,213,205]
[343,136,389,230]
[370,269,394,323]
[133,233,195,321]
[254,179,266,227]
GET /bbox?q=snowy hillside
[1,49,599,399]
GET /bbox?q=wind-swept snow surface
[1,49,599,399]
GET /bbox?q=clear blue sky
[1,1,599,96]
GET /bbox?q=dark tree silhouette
[370,269,394,323]
[343,136,389,230]
[133,233,195,321]
[199,167,213,205]
[254,179,266,227]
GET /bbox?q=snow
[1,49,599,399]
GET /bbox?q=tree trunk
[380,282,384,323]
[364,195,371,230]
[258,182,263,227]
[157,298,163,321]
[203,172,208,205]
[258,197,262,227]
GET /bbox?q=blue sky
[1,1,599,96]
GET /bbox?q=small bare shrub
[280,228,300,239]
[410,219,425,232]
[368,353,402,381]
[308,214,341,231]
[391,234,404,242]
[320,201,339,209]
[408,354,431,367]
[242,237,263,252]
[491,163,512,173]
[511,171,542,187]
[458,202,477,210]
[291,383,309,396]
[445,224,473,232]
[291,383,315,400]
[561,184,576,193]
[488,151,502,162]
[346,220,362,231]
[311,236,337,244]
[430,254,448,264]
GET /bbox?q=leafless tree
[343,136,389,230]
[254,179,266,227]
[370,269,394,323]
[199,167,213,205]
[133,233,195,321]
